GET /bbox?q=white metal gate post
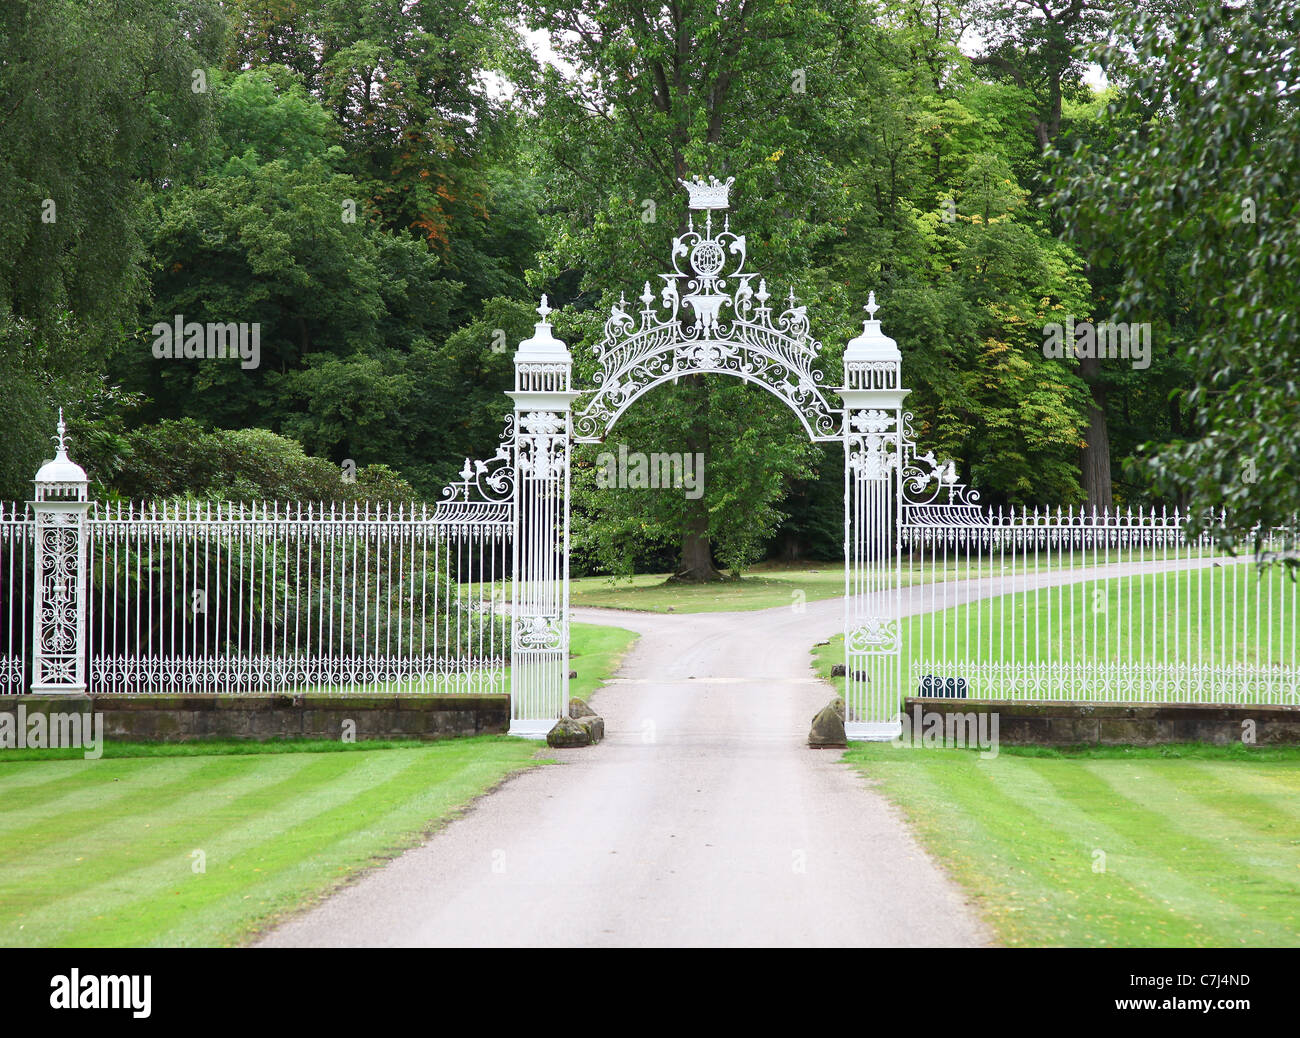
[29,411,91,695]
[508,298,581,737]
[839,295,908,739]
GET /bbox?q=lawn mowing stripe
[3,749,438,946]
[919,755,1186,945]
[0,757,235,843]
[1015,758,1296,945]
[1081,762,1300,899]
[148,745,546,946]
[852,747,1300,947]
[1121,761,1300,855]
[0,756,179,796]
[970,757,1227,946]
[1004,758,1254,944]
[1072,760,1300,883]
[0,753,335,934]
[848,749,1152,946]
[71,746,536,947]
[0,757,284,866]
[1186,762,1300,822]
[64,749,442,947]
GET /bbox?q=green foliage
[0,0,224,497]
[1,0,1257,579]
[1053,0,1300,551]
[79,418,412,503]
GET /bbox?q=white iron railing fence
[0,502,33,695]
[3,499,513,696]
[898,506,1299,706]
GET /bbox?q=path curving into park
[258,593,990,948]
[258,556,1240,947]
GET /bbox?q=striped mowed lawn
[814,565,1297,707]
[0,620,638,947]
[845,744,1300,946]
[0,737,544,947]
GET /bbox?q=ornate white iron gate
[503,174,1297,736]
[506,175,907,737]
[6,181,1293,730]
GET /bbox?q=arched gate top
[573,177,841,442]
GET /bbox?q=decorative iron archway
[572,177,839,444]
[506,175,911,740]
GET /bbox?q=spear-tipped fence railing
[3,500,513,696]
[900,506,1299,706]
[0,502,33,695]
[88,500,512,696]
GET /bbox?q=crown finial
[536,294,552,322]
[864,291,880,321]
[677,174,735,211]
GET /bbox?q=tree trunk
[674,375,724,582]
[676,499,723,582]
[1079,356,1113,513]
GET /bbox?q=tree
[0,0,224,497]
[76,418,412,503]
[969,0,1118,509]
[511,0,880,579]
[1053,0,1300,555]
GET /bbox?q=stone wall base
[902,698,1300,746]
[0,694,510,743]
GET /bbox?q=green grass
[0,622,638,946]
[182,619,637,699]
[843,742,1300,946]
[813,565,1295,704]
[811,635,845,695]
[0,735,546,947]
[568,621,638,699]
[815,569,1300,946]
[570,551,1228,614]
[910,562,1294,674]
[571,561,847,612]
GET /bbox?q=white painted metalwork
[898,489,1299,706]
[6,181,1292,735]
[508,299,580,735]
[0,502,32,695]
[840,296,907,738]
[81,498,512,696]
[31,410,91,694]
[6,417,516,698]
[572,175,840,444]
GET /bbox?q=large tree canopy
[0,0,1291,574]
[1053,0,1300,553]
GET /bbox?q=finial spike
[54,407,69,456]
[864,291,880,320]
[537,294,552,322]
